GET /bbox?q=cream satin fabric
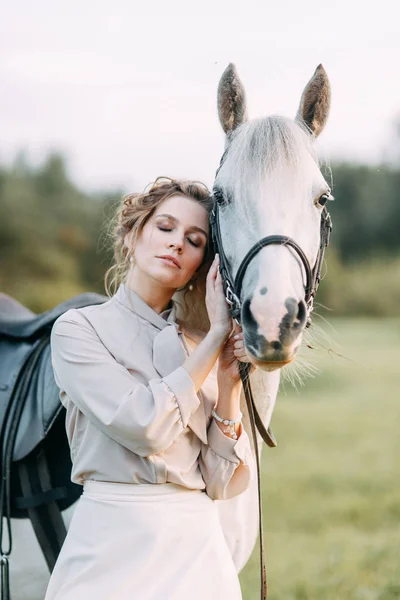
[45,481,243,600]
[152,323,208,444]
[50,283,252,500]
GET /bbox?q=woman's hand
[218,322,256,386]
[205,254,232,341]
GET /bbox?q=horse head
[213,64,332,371]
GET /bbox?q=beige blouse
[50,283,253,501]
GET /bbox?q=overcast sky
[1,0,400,192]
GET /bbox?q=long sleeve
[199,419,253,501]
[50,310,201,457]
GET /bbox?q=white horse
[180,62,332,573]
[9,63,331,598]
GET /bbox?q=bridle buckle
[225,284,240,308]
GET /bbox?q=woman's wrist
[207,325,231,347]
[182,328,228,393]
[212,409,242,440]
[215,383,242,418]
[217,367,243,391]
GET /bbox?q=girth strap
[0,556,9,600]
[18,448,67,572]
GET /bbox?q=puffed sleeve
[199,419,253,501]
[50,310,201,457]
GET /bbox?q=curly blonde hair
[104,177,213,298]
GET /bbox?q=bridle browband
[209,151,333,600]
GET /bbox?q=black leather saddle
[0,292,106,598]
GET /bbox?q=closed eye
[158,227,200,248]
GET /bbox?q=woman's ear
[124,231,133,253]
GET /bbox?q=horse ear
[217,63,248,134]
[296,64,331,138]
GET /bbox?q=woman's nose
[168,237,184,252]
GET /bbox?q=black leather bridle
[210,189,332,326]
[209,153,333,600]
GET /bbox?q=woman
[45,177,254,600]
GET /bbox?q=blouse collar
[113,283,177,330]
[112,283,208,445]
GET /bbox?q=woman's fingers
[234,348,248,360]
[207,257,226,303]
[233,341,252,363]
[206,255,232,336]
[231,321,241,336]
[206,255,220,288]
[206,256,217,282]
[215,268,224,291]
[206,257,218,298]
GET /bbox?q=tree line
[0,152,398,315]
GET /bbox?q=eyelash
[157,227,200,248]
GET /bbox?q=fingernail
[234,334,240,339]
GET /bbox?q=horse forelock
[229,114,317,173]
[215,115,320,230]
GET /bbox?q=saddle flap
[13,343,63,461]
[0,338,36,435]
[0,292,106,339]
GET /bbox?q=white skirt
[45,481,243,600]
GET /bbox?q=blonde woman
[45,177,254,600]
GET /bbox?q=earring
[188,282,194,291]
[129,256,133,264]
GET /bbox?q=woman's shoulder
[52,298,115,334]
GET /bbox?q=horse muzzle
[241,295,306,367]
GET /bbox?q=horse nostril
[296,300,307,326]
[284,297,307,329]
[241,298,257,329]
[281,297,307,343]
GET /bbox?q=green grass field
[239,318,400,600]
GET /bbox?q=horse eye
[317,192,334,207]
[213,189,226,205]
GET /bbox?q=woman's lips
[157,256,181,268]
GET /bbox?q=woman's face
[127,194,209,291]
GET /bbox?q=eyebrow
[156,214,208,239]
